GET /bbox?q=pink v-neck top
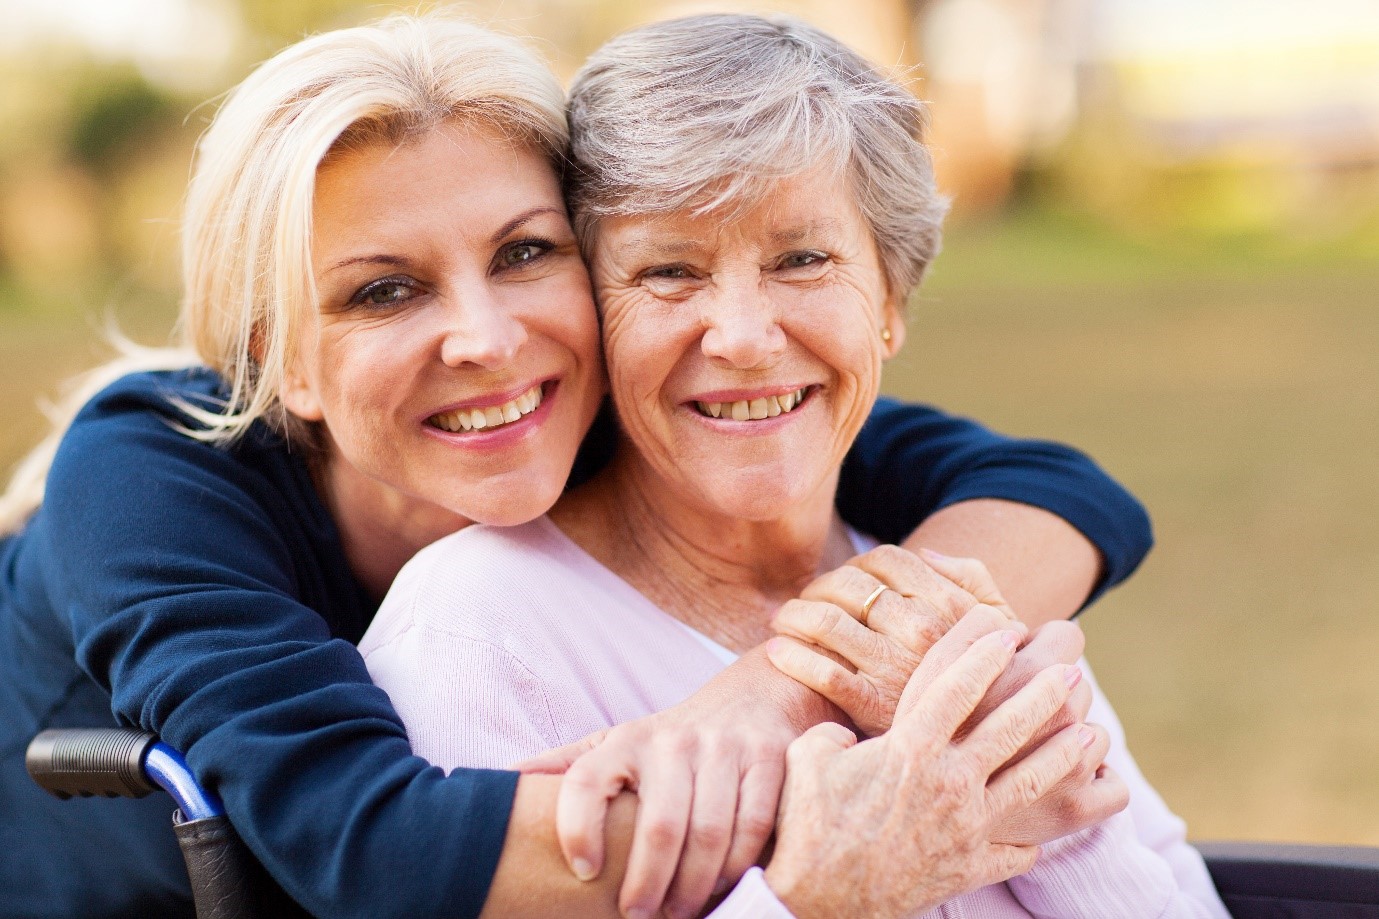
[361,517,1228,918]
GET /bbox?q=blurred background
[0,0,1375,846]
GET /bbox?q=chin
[702,479,805,522]
[458,478,564,528]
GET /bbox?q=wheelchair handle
[26,728,225,820]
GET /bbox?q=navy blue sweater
[0,369,1150,918]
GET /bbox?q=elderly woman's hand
[766,544,1018,735]
[763,615,1093,918]
[769,548,1125,845]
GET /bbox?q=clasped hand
[517,546,1127,918]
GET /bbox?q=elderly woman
[0,13,1152,919]
[362,12,1228,919]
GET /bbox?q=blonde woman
[0,13,1150,919]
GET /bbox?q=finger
[662,757,740,919]
[851,544,977,625]
[985,722,1093,821]
[964,663,1081,773]
[619,753,694,919]
[766,636,876,719]
[1022,621,1086,668]
[785,722,859,767]
[905,604,1020,700]
[916,549,1013,615]
[801,554,963,655]
[980,843,1041,886]
[893,629,1022,745]
[771,599,891,671]
[718,756,785,889]
[555,744,635,880]
[515,730,607,774]
[1078,764,1130,825]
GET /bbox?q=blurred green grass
[2,206,1376,845]
[900,208,1379,845]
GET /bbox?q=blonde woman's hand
[515,655,803,919]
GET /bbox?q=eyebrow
[616,217,850,263]
[325,206,564,274]
[490,206,563,245]
[768,219,845,245]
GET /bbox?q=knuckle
[688,818,731,852]
[642,816,683,849]
[940,586,978,622]
[736,806,776,843]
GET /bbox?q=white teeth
[695,387,808,421]
[429,384,544,434]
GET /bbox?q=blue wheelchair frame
[27,728,1379,918]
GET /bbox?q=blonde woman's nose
[438,292,528,369]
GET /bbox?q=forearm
[482,776,634,918]
[901,498,1101,628]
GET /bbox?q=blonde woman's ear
[279,367,324,422]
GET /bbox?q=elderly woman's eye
[498,240,554,268]
[349,277,420,308]
[780,251,827,270]
[644,264,691,280]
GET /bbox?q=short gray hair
[566,13,948,302]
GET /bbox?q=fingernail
[1064,666,1083,690]
[1000,630,1021,650]
[919,547,949,560]
[1079,725,1096,748]
[571,858,596,882]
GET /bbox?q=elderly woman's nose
[438,291,528,369]
[699,285,786,368]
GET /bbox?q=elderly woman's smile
[590,168,904,521]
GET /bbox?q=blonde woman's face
[283,122,605,527]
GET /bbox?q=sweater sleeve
[836,397,1153,606]
[38,388,515,919]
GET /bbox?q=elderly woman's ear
[882,299,907,358]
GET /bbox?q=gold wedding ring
[858,584,889,627]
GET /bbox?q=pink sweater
[361,516,1229,919]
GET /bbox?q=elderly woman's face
[590,168,905,519]
[282,122,605,526]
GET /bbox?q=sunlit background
[2,0,1376,848]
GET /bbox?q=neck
[313,446,470,604]
[551,447,853,652]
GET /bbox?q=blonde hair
[566,13,947,302]
[0,13,567,535]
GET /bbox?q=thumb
[514,730,608,774]
[785,722,858,768]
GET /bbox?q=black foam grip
[173,814,264,919]
[25,728,158,800]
